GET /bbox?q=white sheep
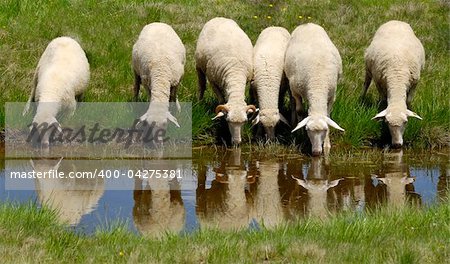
[132,22,185,130]
[251,27,291,140]
[250,161,283,227]
[23,36,90,148]
[32,158,104,226]
[285,23,344,156]
[363,20,425,148]
[196,148,250,230]
[195,17,256,146]
[372,150,415,208]
[293,157,342,219]
[133,177,184,238]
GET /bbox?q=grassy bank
[1,0,449,148]
[0,201,448,263]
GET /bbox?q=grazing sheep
[195,17,256,146]
[363,20,425,148]
[285,23,344,156]
[23,36,90,148]
[251,27,291,140]
[133,23,185,131]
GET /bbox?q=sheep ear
[28,122,36,132]
[292,176,308,189]
[372,109,387,120]
[326,117,344,131]
[135,119,144,129]
[135,113,148,129]
[23,101,31,116]
[167,112,180,128]
[401,177,415,184]
[377,178,388,185]
[279,114,290,127]
[212,112,225,120]
[251,114,260,127]
[51,122,62,133]
[292,116,310,133]
[176,99,181,113]
[55,157,63,170]
[406,110,422,120]
[328,178,343,189]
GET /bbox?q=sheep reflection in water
[292,157,342,219]
[133,170,184,238]
[32,158,104,226]
[372,150,421,208]
[196,148,254,230]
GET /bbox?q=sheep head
[372,108,422,148]
[292,115,344,156]
[212,104,257,146]
[255,109,290,140]
[30,116,62,149]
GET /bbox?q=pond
[0,146,448,237]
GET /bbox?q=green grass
[0,0,449,148]
[0,200,448,263]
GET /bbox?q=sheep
[32,158,104,225]
[23,36,90,148]
[285,23,344,156]
[371,150,416,208]
[133,177,184,238]
[195,17,256,146]
[251,27,291,140]
[293,157,342,219]
[363,20,425,148]
[196,148,250,230]
[249,161,284,227]
[132,23,185,133]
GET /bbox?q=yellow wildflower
[267,16,272,19]
[298,15,303,19]
[307,16,312,19]
[269,4,273,7]
[253,15,258,19]
[119,251,124,256]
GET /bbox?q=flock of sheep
[24,17,425,155]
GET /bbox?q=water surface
[1,147,448,237]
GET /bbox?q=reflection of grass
[0,200,448,263]
[1,1,448,148]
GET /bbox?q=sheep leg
[361,69,372,98]
[197,67,206,100]
[323,100,333,156]
[249,81,258,105]
[292,91,304,125]
[133,71,141,102]
[144,81,152,102]
[323,130,331,157]
[279,75,289,112]
[170,85,181,113]
[76,93,84,102]
[169,85,177,102]
[406,82,417,109]
[211,83,225,104]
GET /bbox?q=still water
[1,147,448,237]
